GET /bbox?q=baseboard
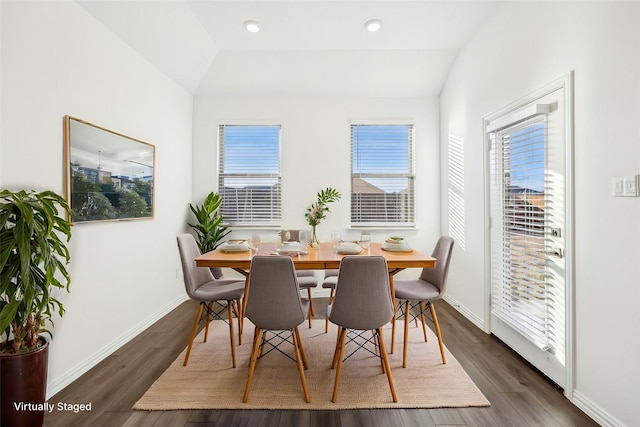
[442,294,485,330]
[572,390,625,427]
[46,294,188,399]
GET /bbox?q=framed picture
[64,116,155,223]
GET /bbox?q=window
[490,116,550,348]
[350,123,415,226]
[218,125,281,226]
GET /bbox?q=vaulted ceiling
[76,1,499,97]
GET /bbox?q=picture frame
[64,116,155,224]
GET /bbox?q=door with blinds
[487,75,572,388]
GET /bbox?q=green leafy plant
[305,187,342,226]
[0,189,72,354]
[187,192,230,253]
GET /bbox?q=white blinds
[489,115,560,353]
[350,124,415,226]
[218,125,281,225]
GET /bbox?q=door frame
[482,71,575,398]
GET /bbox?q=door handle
[546,248,564,259]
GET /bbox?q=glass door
[487,81,571,388]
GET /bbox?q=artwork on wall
[64,115,155,223]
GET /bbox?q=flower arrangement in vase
[304,187,341,247]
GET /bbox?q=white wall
[193,95,441,266]
[0,1,193,397]
[440,2,640,426]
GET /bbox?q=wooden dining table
[195,241,436,352]
[195,241,435,271]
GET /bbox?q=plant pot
[0,336,50,427]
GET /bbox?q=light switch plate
[623,175,639,197]
[613,177,624,196]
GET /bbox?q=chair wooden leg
[419,302,428,342]
[429,304,446,364]
[331,328,347,402]
[307,288,315,316]
[403,300,410,368]
[259,331,267,358]
[373,332,385,373]
[237,297,243,341]
[307,288,313,328]
[240,275,250,336]
[389,275,396,354]
[331,326,343,369]
[248,326,259,368]
[377,327,398,402]
[227,300,236,368]
[391,301,397,354]
[183,303,204,366]
[294,327,308,369]
[292,327,311,402]
[325,289,334,333]
[204,302,213,342]
[243,328,264,402]
[233,300,242,346]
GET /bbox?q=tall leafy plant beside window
[187,192,230,254]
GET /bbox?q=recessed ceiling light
[364,19,382,32]
[244,20,260,33]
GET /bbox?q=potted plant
[187,192,230,278]
[0,189,72,427]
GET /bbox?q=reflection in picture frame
[64,116,155,223]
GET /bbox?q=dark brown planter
[0,336,49,427]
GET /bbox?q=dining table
[195,241,436,353]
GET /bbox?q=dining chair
[327,256,397,403]
[321,269,339,333]
[280,229,318,328]
[392,235,454,368]
[243,255,310,403]
[210,267,224,279]
[176,234,245,368]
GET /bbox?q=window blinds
[218,125,281,225]
[350,124,415,226]
[489,115,561,354]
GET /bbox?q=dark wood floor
[44,298,598,427]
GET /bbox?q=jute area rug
[133,319,489,410]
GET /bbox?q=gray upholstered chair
[327,256,397,403]
[321,269,339,333]
[280,229,318,328]
[243,255,311,403]
[209,266,224,279]
[177,234,245,368]
[392,236,454,368]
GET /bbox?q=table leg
[233,268,250,341]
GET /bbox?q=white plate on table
[274,242,308,256]
[381,242,413,252]
[335,242,364,255]
[219,240,250,253]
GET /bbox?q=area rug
[133,319,489,410]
